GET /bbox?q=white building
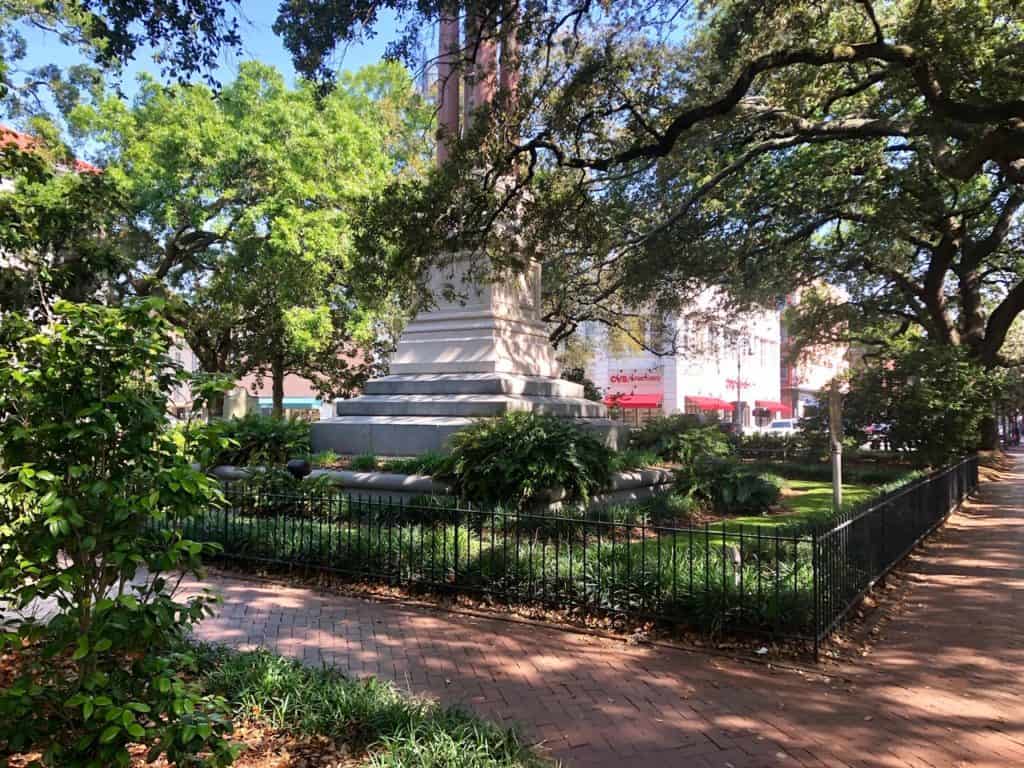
[780,289,850,418]
[582,292,786,429]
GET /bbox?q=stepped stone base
[310,373,627,455]
[310,259,628,457]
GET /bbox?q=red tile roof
[0,125,100,173]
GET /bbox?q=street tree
[275,1,1024,368]
[71,61,430,414]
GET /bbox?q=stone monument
[310,4,624,455]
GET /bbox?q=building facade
[779,291,849,418]
[583,292,786,429]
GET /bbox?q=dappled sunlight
[179,450,1024,766]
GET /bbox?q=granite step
[334,393,606,418]
[310,415,627,456]
[363,373,584,398]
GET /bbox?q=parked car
[764,418,799,436]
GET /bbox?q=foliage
[843,341,1003,466]
[68,61,430,413]
[350,453,379,472]
[742,461,914,487]
[674,458,782,516]
[0,1,243,120]
[607,449,662,473]
[379,451,450,476]
[203,414,311,468]
[442,413,612,508]
[713,470,783,516]
[0,301,234,767]
[0,132,124,316]
[739,432,802,458]
[560,366,602,402]
[194,643,547,768]
[631,414,733,464]
[309,450,342,466]
[315,1,1024,380]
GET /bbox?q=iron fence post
[812,527,820,660]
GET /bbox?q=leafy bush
[739,432,802,458]
[206,413,311,467]
[711,469,783,514]
[743,460,911,486]
[309,449,342,466]
[0,301,235,767]
[630,415,733,464]
[674,458,782,515]
[380,451,450,476]
[843,340,1002,465]
[561,366,603,402]
[607,448,661,473]
[442,412,612,508]
[350,453,379,471]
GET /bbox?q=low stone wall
[209,465,674,510]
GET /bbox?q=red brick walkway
[190,454,1024,767]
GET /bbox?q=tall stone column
[436,9,461,165]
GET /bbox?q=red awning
[604,393,663,409]
[685,396,734,411]
[756,400,793,416]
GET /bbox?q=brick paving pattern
[190,453,1024,767]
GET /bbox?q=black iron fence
[810,454,978,653]
[177,455,977,655]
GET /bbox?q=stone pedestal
[311,259,626,455]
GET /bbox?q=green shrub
[675,458,782,515]
[631,415,733,464]
[380,451,450,476]
[194,644,545,768]
[739,432,801,458]
[711,469,783,514]
[442,412,612,508]
[843,340,1002,465]
[743,460,912,485]
[205,413,311,467]
[310,449,342,466]
[607,448,661,473]
[0,301,235,767]
[350,453,380,471]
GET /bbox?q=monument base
[310,373,628,455]
[310,258,628,456]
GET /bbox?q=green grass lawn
[718,479,878,529]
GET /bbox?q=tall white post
[828,380,844,513]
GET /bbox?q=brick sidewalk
[190,454,1024,767]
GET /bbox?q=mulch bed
[6,727,361,768]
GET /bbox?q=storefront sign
[610,372,662,384]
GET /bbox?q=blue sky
[14,5,410,109]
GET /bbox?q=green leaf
[72,636,90,660]
[99,725,120,744]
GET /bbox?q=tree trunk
[979,412,1000,451]
[271,358,285,419]
[208,390,225,420]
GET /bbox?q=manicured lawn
[720,479,878,529]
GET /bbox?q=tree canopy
[300,1,1024,368]
[61,60,431,412]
